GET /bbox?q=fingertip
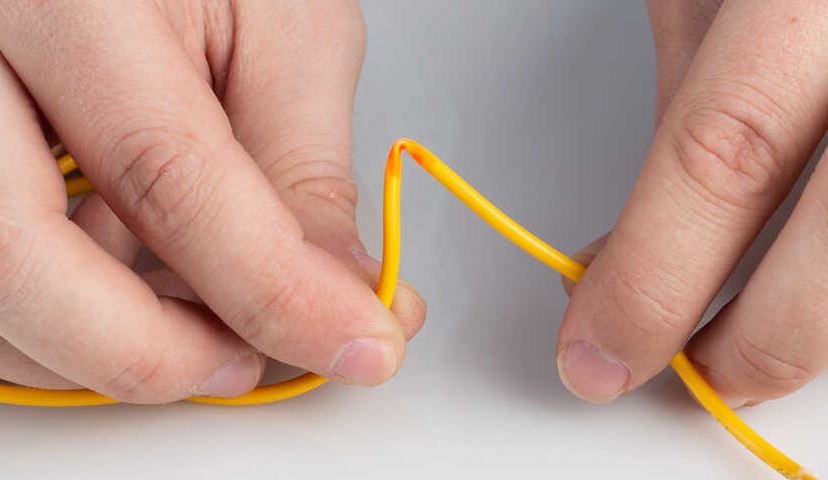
[350,248,427,340]
[557,340,630,404]
[394,279,427,340]
[329,336,402,387]
[196,352,266,398]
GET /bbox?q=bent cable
[0,139,812,479]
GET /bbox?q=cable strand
[0,139,812,479]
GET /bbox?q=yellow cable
[0,140,812,479]
[65,177,94,197]
[57,154,78,175]
[381,139,814,480]
[671,353,815,480]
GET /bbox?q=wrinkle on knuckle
[264,143,358,218]
[670,94,788,209]
[286,174,358,220]
[731,328,815,392]
[103,128,221,251]
[603,268,686,340]
[101,343,171,402]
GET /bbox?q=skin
[559,0,828,408]
[0,0,425,403]
[1,0,823,409]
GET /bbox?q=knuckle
[101,343,173,403]
[286,173,359,221]
[731,329,815,393]
[104,128,221,250]
[266,144,359,219]
[602,268,686,340]
[671,94,787,207]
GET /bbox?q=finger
[0,2,403,386]
[0,66,83,392]
[687,145,828,406]
[0,339,78,390]
[221,2,426,339]
[558,0,828,403]
[71,193,141,265]
[562,2,722,301]
[647,0,723,123]
[565,2,721,294]
[62,147,220,388]
[0,51,262,403]
[349,250,426,340]
[3,214,267,402]
[141,268,201,304]
[73,198,202,304]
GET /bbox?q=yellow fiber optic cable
[0,139,813,479]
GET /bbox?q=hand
[0,0,424,403]
[558,0,828,407]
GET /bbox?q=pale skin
[0,0,824,408]
[562,0,828,408]
[0,0,425,403]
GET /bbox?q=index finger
[558,0,828,402]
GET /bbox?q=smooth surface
[1,1,825,478]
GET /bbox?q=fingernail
[198,354,264,397]
[558,341,629,403]
[332,338,398,386]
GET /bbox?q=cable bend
[0,139,813,479]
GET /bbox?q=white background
[2,1,826,479]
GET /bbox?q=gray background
[2,1,825,479]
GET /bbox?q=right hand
[558,0,828,408]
